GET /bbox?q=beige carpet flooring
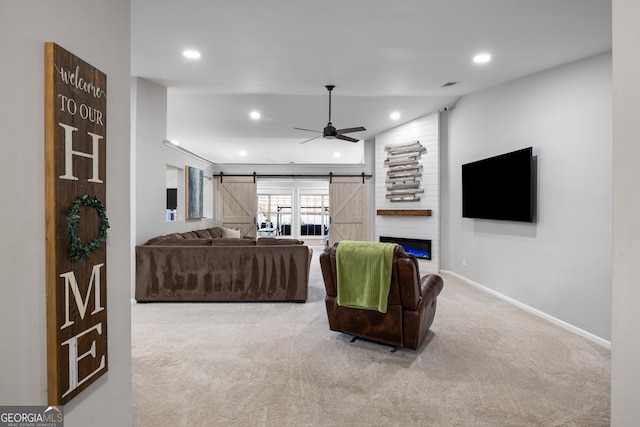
[132,251,610,426]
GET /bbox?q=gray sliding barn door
[219,176,257,238]
[328,177,366,246]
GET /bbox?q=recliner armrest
[320,248,337,297]
[420,274,444,304]
[397,256,421,310]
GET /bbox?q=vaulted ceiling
[131,0,611,164]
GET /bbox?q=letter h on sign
[58,123,103,183]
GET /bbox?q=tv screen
[166,188,178,210]
[462,147,534,222]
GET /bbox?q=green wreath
[67,194,110,260]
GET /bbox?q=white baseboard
[440,269,611,349]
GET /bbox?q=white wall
[0,1,133,426]
[133,78,215,247]
[443,52,612,342]
[375,113,440,273]
[611,0,640,423]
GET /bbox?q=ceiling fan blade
[336,134,360,143]
[294,127,322,133]
[336,126,366,134]
[299,135,321,144]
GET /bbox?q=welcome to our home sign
[45,43,108,405]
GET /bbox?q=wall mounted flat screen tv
[462,147,534,222]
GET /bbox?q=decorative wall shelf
[376,209,432,217]
[384,141,426,202]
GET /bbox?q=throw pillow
[221,227,242,238]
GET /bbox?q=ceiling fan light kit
[295,85,366,144]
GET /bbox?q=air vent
[440,81,459,87]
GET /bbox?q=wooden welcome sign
[45,43,108,405]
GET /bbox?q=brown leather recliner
[319,243,444,350]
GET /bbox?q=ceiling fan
[294,85,366,144]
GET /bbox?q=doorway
[256,180,329,246]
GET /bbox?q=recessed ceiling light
[250,111,261,120]
[333,152,341,158]
[239,150,247,156]
[390,112,401,120]
[473,53,491,64]
[183,49,201,59]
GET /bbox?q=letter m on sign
[59,263,105,330]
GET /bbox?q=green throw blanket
[336,240,396,313]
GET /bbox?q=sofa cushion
[257,237,305,246]
[221,227,242,238]
[181,231,199,239]
[194,229,213,239]
[144,235,171,245]
[210,238,256,246]
[156,238,213,246]
[207,227,224,238]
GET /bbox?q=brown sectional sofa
[135,227,312,303]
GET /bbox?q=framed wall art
[185,165,203,219]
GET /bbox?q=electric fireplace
[379,236,431,260]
